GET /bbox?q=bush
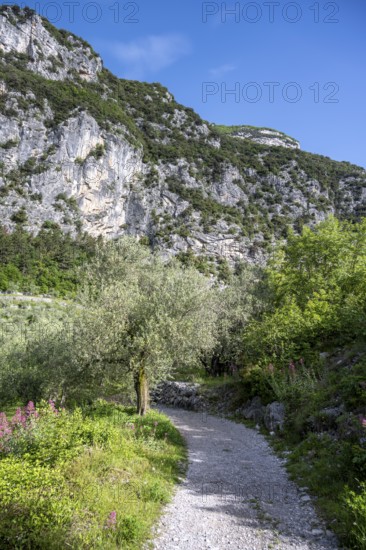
[239,365,274,404]
[0,458,74,549]
[343,482,366,549]
[0,400,186,549]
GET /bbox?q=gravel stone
[151,407,338,550]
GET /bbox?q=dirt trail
[152,407,339,550]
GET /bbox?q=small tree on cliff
[78,239,219,415]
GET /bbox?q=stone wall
[151,381,206,412]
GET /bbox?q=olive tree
[76,239,220,415]
[202,262,268,375]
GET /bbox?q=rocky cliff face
[0,6,102,81]
[0,5,366,267]
[215,125,301,149]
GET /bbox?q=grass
[0,400,187,549]
[66,405,187,549]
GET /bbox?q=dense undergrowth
[0,399,186,549]
[0,225,97,295]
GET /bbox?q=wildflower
[11,408,26,427]
[25,401,36,417]
[289,361,296,376]
[48,400,58,414]
[360,416,366,428]
[106,511,117,530]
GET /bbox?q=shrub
[343,482,366,549]
[0,458,74,549]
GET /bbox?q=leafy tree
[203,262,267,375]
[243,216,366,367]
[73,239,220,414]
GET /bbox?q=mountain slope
[0,5,365,266]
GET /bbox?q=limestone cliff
[0,5,365,266]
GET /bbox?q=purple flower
[360,416,366,428]
[48,400,58,414]
[11,408,26,427]
[289,361,296,375]
[106,511,117,529]
[25,401,36,416]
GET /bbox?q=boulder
[264,402,285,432]
[240,396,265,424]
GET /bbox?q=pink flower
[48,400,58,414]
[25,401,35,416]
[289,361,296,375]
[360,416,366,428]
[106,511,117,529]
[11,408,26,427]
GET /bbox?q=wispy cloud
[209,64,237,78]
[102,34,192,79]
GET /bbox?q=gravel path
[151,407,339,550]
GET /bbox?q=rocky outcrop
[151,382,205,411]
[237,396,265,424]
[0,6,102,81]
[219,125,300,149]
[264,402,286,432]
[0,110,144,238]
[236,397,286,432]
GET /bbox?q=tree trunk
[134,367,150,416]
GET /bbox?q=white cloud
[104,34,191,79]
[209,64,236,78]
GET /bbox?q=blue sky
[12,0,366,167]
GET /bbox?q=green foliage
[10,207,27,225]
[0,400,186,549]
[0,138,19,149]
[74,239,220,412]
[0,225,97,295]
[244,217,366,366]
[239,365,274,404]
[234,218,366,549]
[0,239,220,412]
[343,482,366,549]
[0,458,74,548]
[88,143,105,159]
